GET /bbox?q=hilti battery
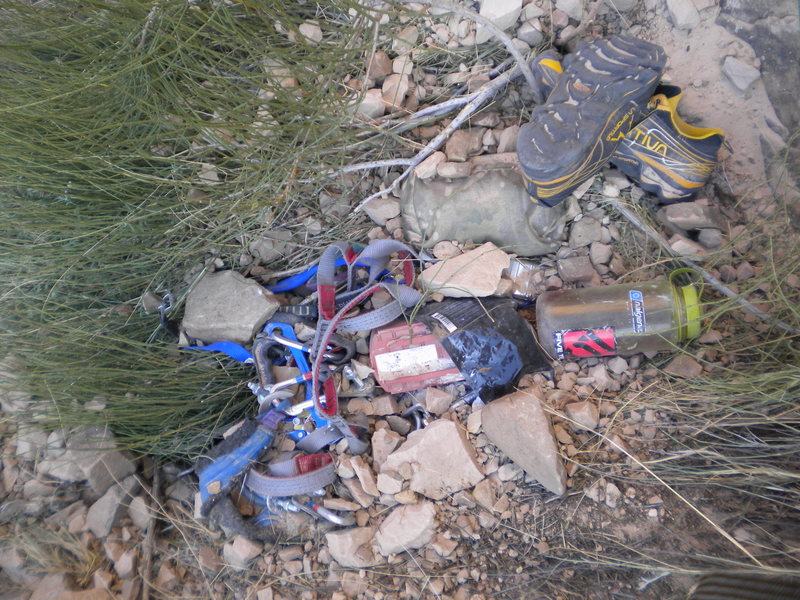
[369,321,464,394]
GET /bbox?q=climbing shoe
[611,85,725,203]
[517,35,667,207]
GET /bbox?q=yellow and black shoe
[517,35,667,207]
[611,85,725,203]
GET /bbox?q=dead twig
[606,197,800,336]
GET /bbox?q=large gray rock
[381,420,484,500]
[480,389,566,495]
[67,425,136,496]
[400,169,567,257]
[182,270,280,344]
[375,502,437,555]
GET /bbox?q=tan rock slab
[481,389,566,495]
[381,419,483,500]
[419,242,510,298]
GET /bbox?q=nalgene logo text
[629,290,647,333]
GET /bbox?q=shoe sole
[517,35,667,207]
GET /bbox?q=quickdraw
[193,239,421,537]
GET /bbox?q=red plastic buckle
[295,453,333,474]
[319,283,337,320]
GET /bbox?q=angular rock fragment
[480,389,566,495]
[325,526,379,568]
[419,242,510,298]
[375,501,437,555]
[381,420,483,500]
[182,270,280,344]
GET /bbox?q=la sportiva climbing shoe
[611,85,725,203]
[517,35,667,207]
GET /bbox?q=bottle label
[553,328,617,359]
[629,290,647,333]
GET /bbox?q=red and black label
[553,328,617,359]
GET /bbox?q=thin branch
[606,197,800,336]
[352,62,522,213]
[400,0,543,102]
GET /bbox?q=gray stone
[589,242,613,265]
[366,50,392,81]
[669,234,707,256]
[381,420,484,500]
[607,356,629,375]
[565,401,599,430]
[0,356,30,414]
[355,88,386,119]
[182,270,280,344]
[666,0,701,29]
[437,161,472,179]
[736,261,755,281]
[222,536,263,570]
[86,476,140,538]
[556,0,584,20]
[128,495,151,531]
[722,56,761,91]
[496,125,520,153]
[67,425,136,496]
[413,151,446,180]
[557,256,595,283]
[569,217,603,247]
[659,202,722,230]
[517,20,544,46]
[325,527,378,567]
[248,230,292,264]
[30,573,74,600]
[391,25,418,54]
[444,129,482,162]
[481,389,567,496]
[381,73,409,111]
[697,228,723,249]
[664,354,703,379]
[475,0,523,44]
[375,501,437,555]
[363,195,400,226]
[15,426,48,460]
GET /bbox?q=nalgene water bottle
[535,279,701,360]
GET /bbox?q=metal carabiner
[402,404,430,430]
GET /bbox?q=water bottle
[535,278,701,360]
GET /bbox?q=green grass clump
[0,0,402,456]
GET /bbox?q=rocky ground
[2,1,799,599]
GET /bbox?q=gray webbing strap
[243,462,336,498]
